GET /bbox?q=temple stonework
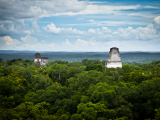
[105,47,122,68]
[34,52,49,66]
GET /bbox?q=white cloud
[52,4,141,16]
[20,35,38,44]
[111,24,159,40]
[88,27,112,35]
[75,39,88,46]
[88,28,96,34]
[0,0,87,21]
[153,16,160,25]
[60,38,98,51]
[144,6,158,9]
[0,36,20,49]
[23,30,34,34]
[62,39,71,46]
[43,19,160,41]
[153,16,160,30]
[43,23,86,35]
[59,38,160,51]
[88,28,104,35]
[13,42,58,51]
[43,23,61,34]
[0,21,19,36]
[0,35,160,51]
[1,0,156,19]
[85,16,160,42]
[0,0,87,36]
[76,18,85,20]
[102,27,112,33]
[88,37,99,46]
[0,20,40,36]
[0,0,159,38]
[128,12,158,19]
[38,0,86,16]
[69,19,149,27]
[0,35,59,51]
[32,21,40,33]
[82,4,141,14]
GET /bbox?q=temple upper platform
[105,47,122,68]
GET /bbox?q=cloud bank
[0,0,160,51]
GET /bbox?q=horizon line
[0,50,160,52]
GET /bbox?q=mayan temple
[105,47,122,68]
[34,52,49,66]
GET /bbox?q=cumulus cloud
[43,23,61,34]
[0,0,159,37]
[59,37,160,51]
[102,27,112,33]
[0,21,19,36]
[38,0,86,15]
[61,38,96,51]
[0,35,58,51]
[43,23,86,35]
[53,4,141,16]
[20,43,57,51]
[0,35,39,50]
[154,16,160,24]
[86,19,149,26]
[82,4,141,14]
[43,23,111,36]
[88,28,103,35]
[153,16,160,31]
[0,0,154,20]
[88,27,112,35]
[0,36,21,49]
[88,28,96,34]
[75,39,88,46]
[0,0,86,36]
[111,24,159,41]
[91,16,160,42]
[43,20,160,41]
[32,21,41,33]
[0,35,160,51]
[0,0,87,21]
[62,39,71,46]
[20,35,38,44]
[0,19,40,36]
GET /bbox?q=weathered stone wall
[41,58,49,66]
[105,47,122,68]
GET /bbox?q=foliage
[0,58,160,120]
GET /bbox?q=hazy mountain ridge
[0,50,160,63]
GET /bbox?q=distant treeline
[0,51,160,63]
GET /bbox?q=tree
[77,102,116,120]
[154,108,160,120]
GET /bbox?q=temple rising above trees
[34,52,49,65]
[105,47,122,68]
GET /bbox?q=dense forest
[0,58,160,120]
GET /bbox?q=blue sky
[0,0,160,51]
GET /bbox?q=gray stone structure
[34,52,49,65]
[105,47,122,68]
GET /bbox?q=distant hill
[0,50,160,63]
[0,50,36,54]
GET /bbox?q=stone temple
[105,47,122,68]
[34,52,49,66]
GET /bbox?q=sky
[0,0,160,52]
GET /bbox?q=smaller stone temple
[105,47,122,68]
[34,52,49,66]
